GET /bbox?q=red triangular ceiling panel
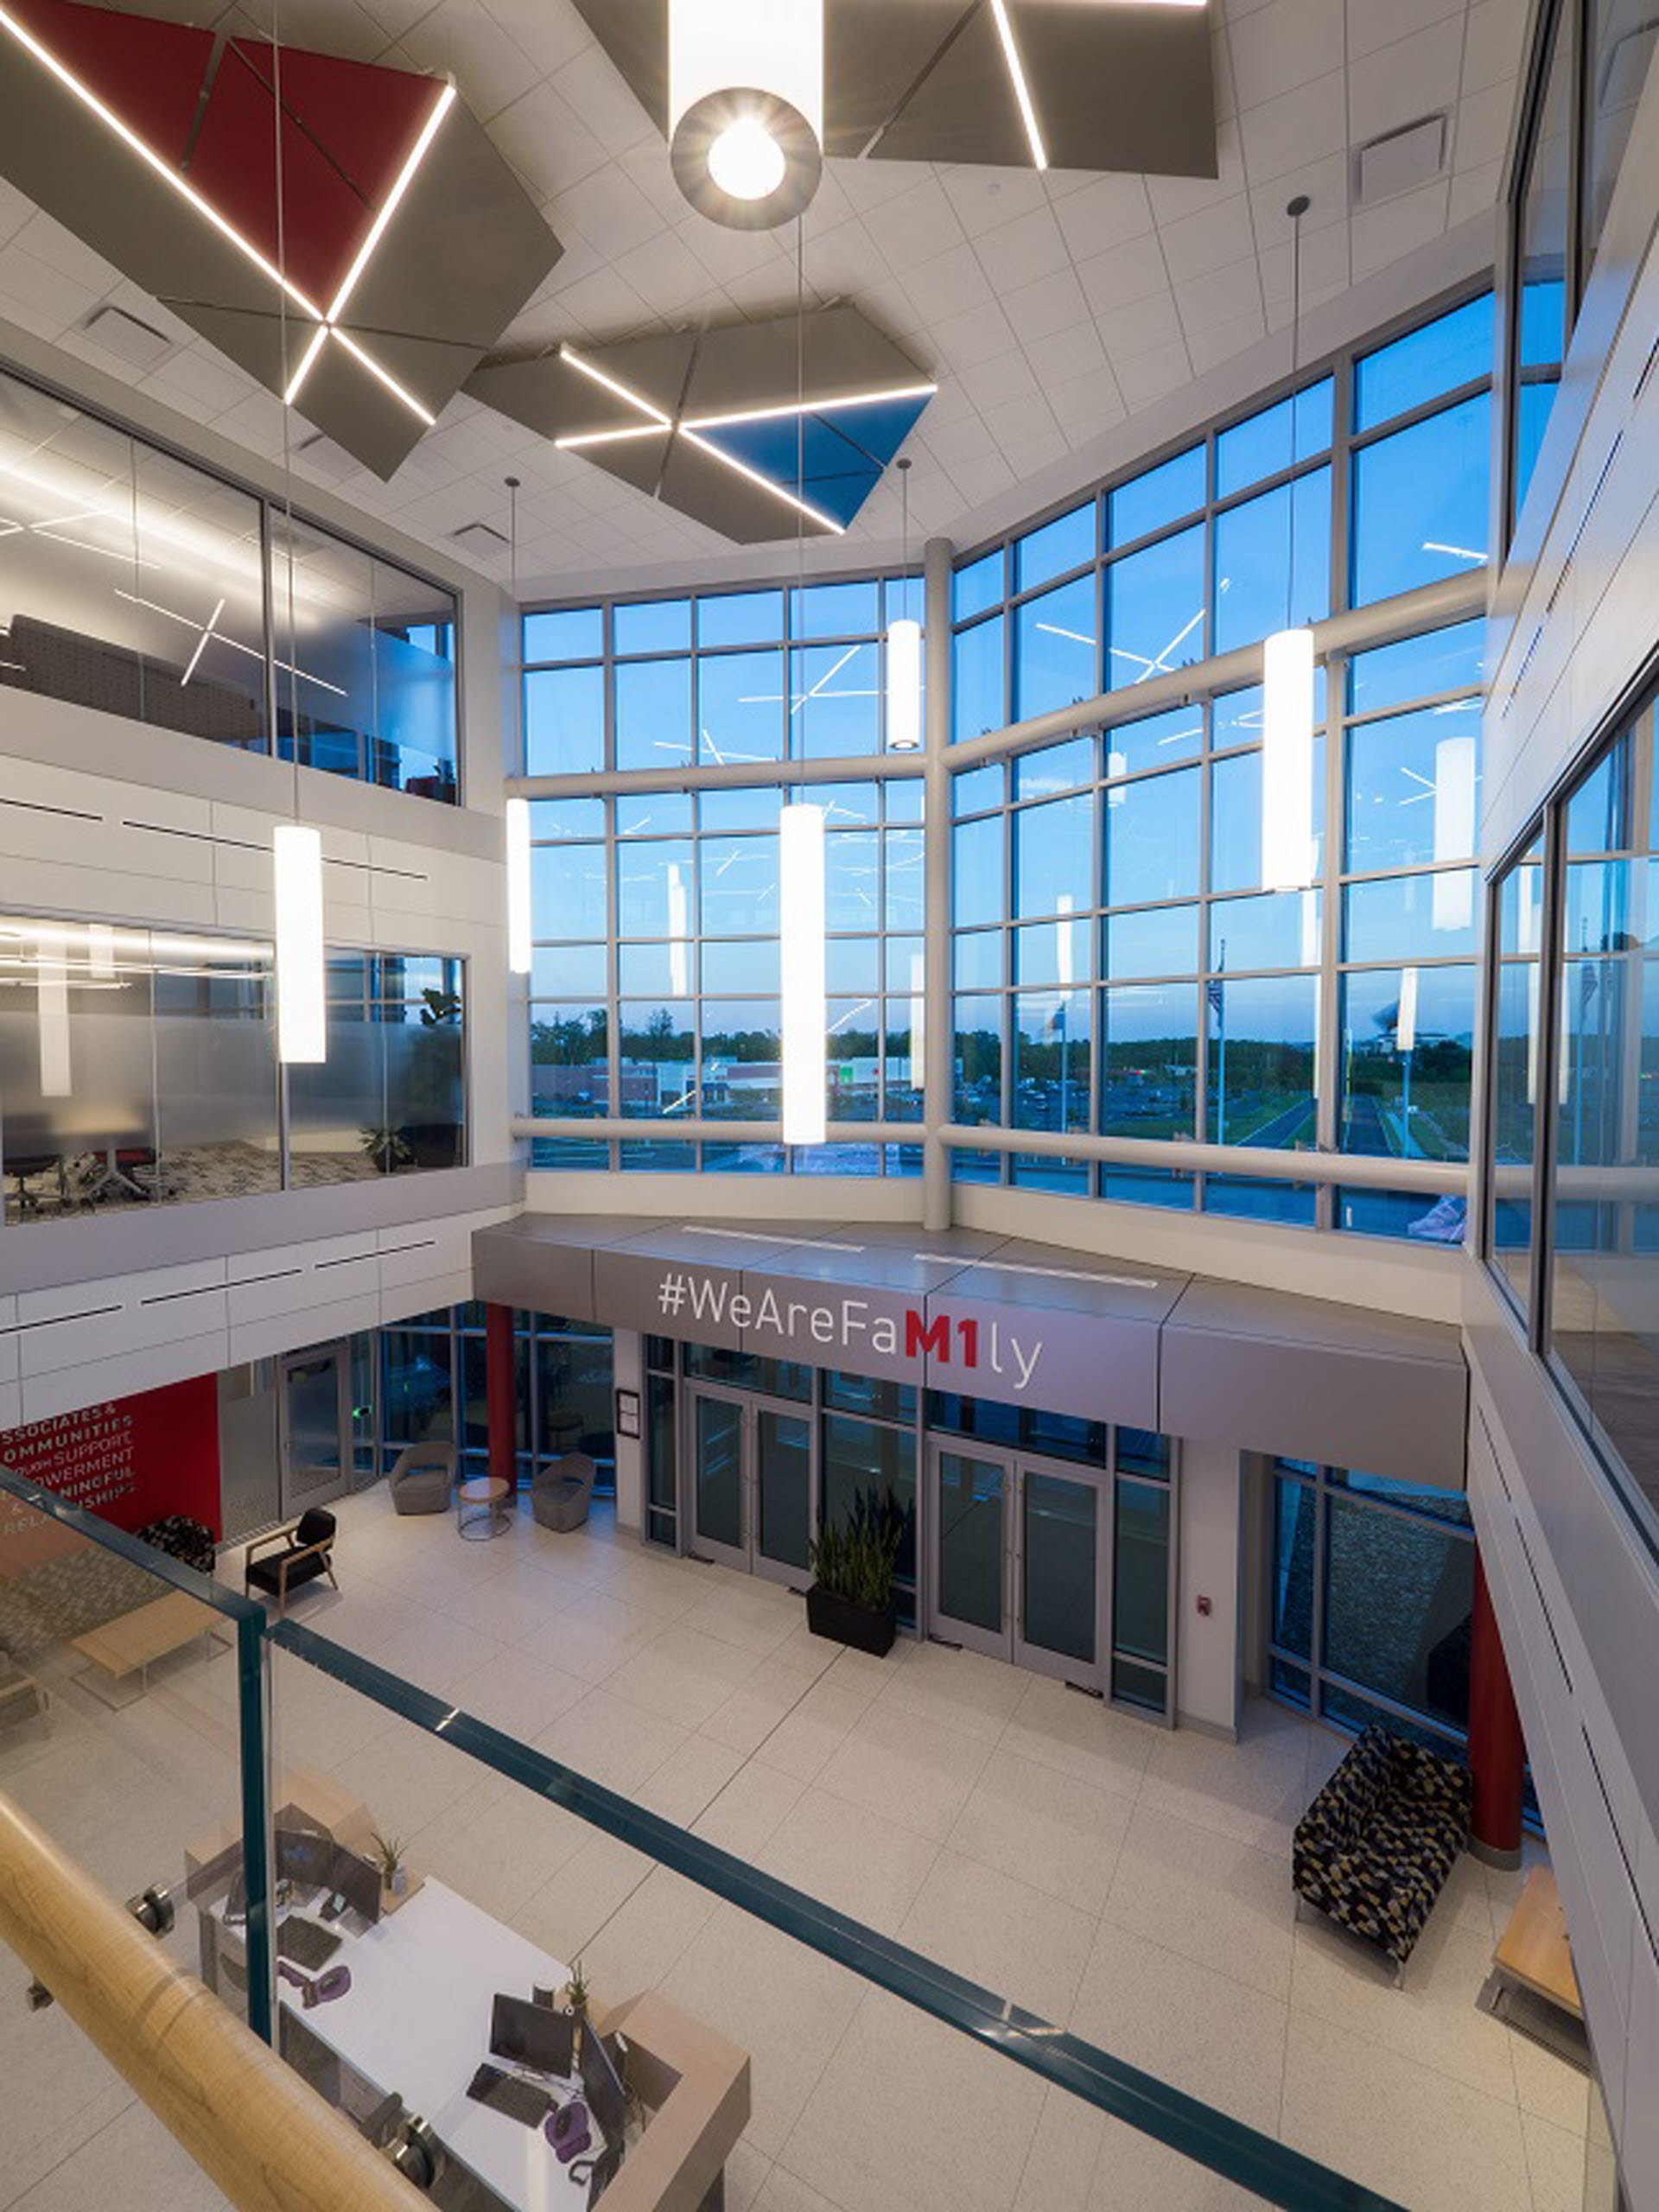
[233,40,438,214]
[3,0,211,165]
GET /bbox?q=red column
[486,1302,516,1496]
[1468,1547,1525,1865]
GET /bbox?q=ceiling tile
[1228,0,1347,111]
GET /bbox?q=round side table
[456,1474,513,1541]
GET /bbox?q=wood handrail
[0,1790,423,2212]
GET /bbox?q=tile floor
[0,1486,1593,2212]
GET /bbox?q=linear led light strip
[0,6,442,427]
[114,587,347,696]
[285,82,456,416]
[557,345,940,536]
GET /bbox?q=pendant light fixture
[668,0,823,230]
[780,801,827,1144]
[504,474,533,977]
[1262,194,1316,895]
[271,15,327,1067]
[887,455,922,752]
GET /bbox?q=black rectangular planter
[805,1583,896,1657]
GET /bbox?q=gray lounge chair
[388,1442,456,1516]
[531,1452,595,1534]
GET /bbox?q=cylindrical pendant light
[1262,193,1317,895]
[274,823,326,1064]
[504,477,533,978]
[887,455,922,751]
[35,939,70,1098]
[779,801,827,1145]
[669,0,823,229]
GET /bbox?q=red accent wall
[0,1375,222,1539]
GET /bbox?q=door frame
[683,1382,818,1588]
[277,1341,353,1519]
[926,1440,1113,1694]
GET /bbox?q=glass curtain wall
[1506,0,1658,535]
[949,291,1491,739]
[0,363,458,796]
[0,923,465,1222]
[1268,1458,1476,1754]
[529,779,925,1177]
[378,1305,616,1492]
[1487,685,1659,1548]
[522,577,923,774]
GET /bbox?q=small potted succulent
[371,1829,409,1899]
[805,1490,905,1658]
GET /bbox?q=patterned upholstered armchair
[135,1516,218,1577]
[1292,1724,1472,1980]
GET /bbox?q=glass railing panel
[0,1465,273,2065]
[264,1612,1401,2212]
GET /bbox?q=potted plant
[371,1830,409,1898]
[806,1490,904,1657]
[360,1124,414,1174]
[560,1955,590,2021]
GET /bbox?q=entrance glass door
[689,1390,815,1585]
[280,1344,350,1517]
[930,1445,1109,1688]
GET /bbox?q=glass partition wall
[0,363,459,798]
[1484,680,1659,1556]
[0,919,466,1222]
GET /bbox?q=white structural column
[923,534,955,1232]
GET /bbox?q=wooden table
[1495,1866,1582,2018]
[71,1590,232,1707]
[456,1475,512,1541]
[0,1658,49,1732]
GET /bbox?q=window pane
[1340,965,1476,1161]
[1347,620,1486,715]
[1015,502,1095,592]
[955,929,1003,990]
[885,827,925,933]
[532,842,607,940]
[1583,0,1655,282]
[1014,988,1090,1133]
[1323,1492,1472,1733]
[700,786,780,833]
[698,650,785,763]
[1272,1475,1315,1660]
[1209,975,1317,1147]
[618,792,694,837]
[1014,792,1094,919]
[1344,870,1478,961]
[792,641,880,757]
[823,1414,916,1587]
[1512,0,1572,521]
[1014,918,1090,987]
[1113,1482,1169,1662]
[953,613,1006,741]
[618,838,695,938]
[792,579,880,638]
[525,664,604,774]
[825,830,883,931]
[701,836,779,934]
[1104,766,1200,905]
[615,597,690,655]
[953,995,1002,1124]
[1345,700,1481,873]
[1104,703,1204,778]
[1100,983,1196,1138]
[529,1005,607,1121]
[531,798,606,840]
[1351,393,1491,603]
[701,940,777,995]
[1014,735,1096,800]
[698,589,784,647]
[953,815,1003,931]
[1204,1175,1317,1224]
[1490,843,1546,1313]
[953,549,1004,624]
[1340,1187,1468,1242]
[702,1002,781,1117]
[524,607,601,663]
[954,762,1004,817]
[615,657,692,771]
[1216,378,1332,496]
[1108,444,1205,546]
[1107,524,1205,688]
[531,944,607,996]
[1210,890,1321,973]
[1213,467,1331,650]
[1104,903,1198,982]
[1015,575,1096,719]
[1354,296,1492,432]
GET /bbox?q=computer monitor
[276,1827,334,1892]
[490,1993,575,2078]
[327,1843,382,1927]
[579,2029,627,2148]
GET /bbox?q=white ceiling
[0,0,1529,596]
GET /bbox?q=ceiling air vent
[79,303,174,370]
[451,520,509,555]
[1355,114,1447,205]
